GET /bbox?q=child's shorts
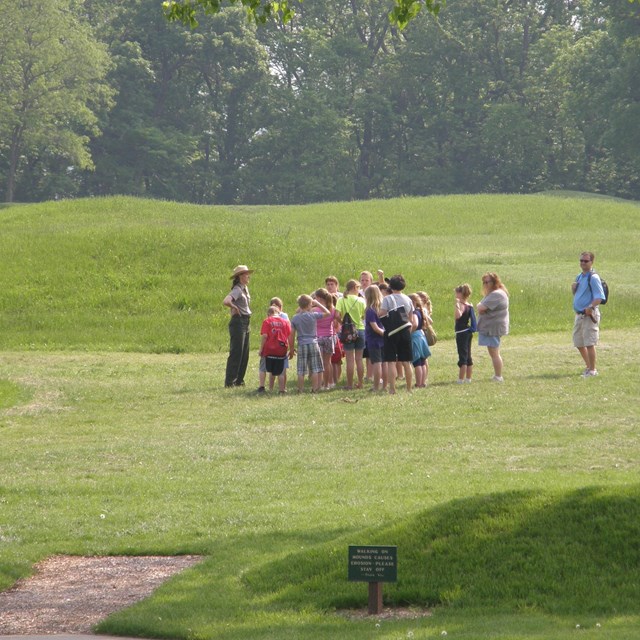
[260,355,288,372]
[266,356,286,376]
[296,343,324,375]
[317,335,335,355]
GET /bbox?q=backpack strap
[586,271,595,295]
[343,297,358,317]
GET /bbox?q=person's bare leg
[345,350,355,389]
[403,361,413,392]
[355,350,364,388]
[388,362,397,394]
[585,345,597,371]
[488,346,503,378]
[371,362,382,391]
[577,346,590,369]
[333,361,342,386]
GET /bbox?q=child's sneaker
[491,375,504,383]
[582,369,598,377]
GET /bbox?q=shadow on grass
[523,372,575,380]
[0,379,32,410]
[241,485,640,616]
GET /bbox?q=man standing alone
[572,252,605,377]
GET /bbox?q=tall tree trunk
[217,89,240,204]
[6,125,24,203]
[355,108,373,200]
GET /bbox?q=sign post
[348,545,397,615]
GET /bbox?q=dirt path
[0,555,202,635]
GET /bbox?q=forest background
[1,0,639,205]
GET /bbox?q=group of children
[257,271,478,394]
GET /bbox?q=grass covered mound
[244,485,640,616]
[1,193,639,352]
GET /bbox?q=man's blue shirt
[573,271,605,313]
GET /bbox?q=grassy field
[1,193,638,352]
[0,193,639,639]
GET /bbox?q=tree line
[1,0,639,204]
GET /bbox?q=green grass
[0,193,638,352]
[0,379,30,410]
[242,484,640,613]
[0,193,639,639]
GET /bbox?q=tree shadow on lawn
[241,484,640,616]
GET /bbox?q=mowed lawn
[0,193,639,639]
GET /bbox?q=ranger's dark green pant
[225,315,251,387]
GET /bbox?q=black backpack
[585,272,609,305]
[339,312,358,344]
[587,271,609,304]
[339,298,360,344]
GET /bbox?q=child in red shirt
[259,306,291,393]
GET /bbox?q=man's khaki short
[573,309,600,348]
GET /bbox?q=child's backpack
[273,327,289,355]
[340,312,358,344]
[339,298,360,344]
[267,320,289,356]
[424,318,437,346]
[588,272,609,305]
[469,306,478,333]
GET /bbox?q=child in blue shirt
[289,295,330,392]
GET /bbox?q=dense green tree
[239,0,408,201]
[523,26,586,190]
[82,1,199,199]
[162,0,443,29]
[367,0,622,197]
[0,0,113,202]
[240,90,354,203]
[522,0,640,198]
[594,0,640,197]
[183,8,272,203]
[2,0,638,203]
[280,0,407,199]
